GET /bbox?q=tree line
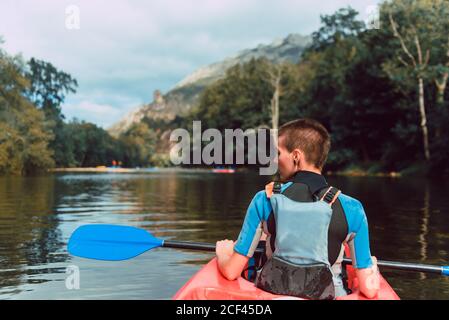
[189,0,449,175]
[0,43,161,174]
[1,0,448,175]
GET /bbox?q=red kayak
[173,258,400,300]
[212,168,236,174]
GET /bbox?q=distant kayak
[173,258,400,300]
[212,168,236,174]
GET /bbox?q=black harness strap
[319,186,341,205]
[273,181,282,194]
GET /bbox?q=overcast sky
[0,0,382,128]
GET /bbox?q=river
[0,172,448,299]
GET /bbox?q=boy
[215,118,379,299]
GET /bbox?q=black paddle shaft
[343,258,444,275]
[163,240,446,275]
[163,240,217,252]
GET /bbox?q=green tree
[194,58,293,130]
[0,44,54,174]
[309,7,366,51]
[381,0,449,161]
[64,120,122,167]
[274,5,422,171]
[119,122,157,167]
[25,58,78,166]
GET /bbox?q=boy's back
[234,170,373,298]
[215,119,380,299]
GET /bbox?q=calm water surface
[0,172,448,299]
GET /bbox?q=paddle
[68,224,449,276]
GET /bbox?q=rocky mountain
[108,33,311,135]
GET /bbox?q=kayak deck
[173,258,400,300]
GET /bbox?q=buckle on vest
[320,186,341,205]
[273,182,282,194]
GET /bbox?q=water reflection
[0,176,66,296]
[419,183,430,280]
[0,172,448,299]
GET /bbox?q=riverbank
[327,169,401,178]
[48,167,214,174]
[48,167,402,178]
[326,162,443,178]
[47,162,441,178]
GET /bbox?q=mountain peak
[173,33,310,90]
[109,33,311,135]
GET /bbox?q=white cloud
[0,0,384,127]
[64,101,120,116]
[63,101,131,128]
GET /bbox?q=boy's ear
[265,182,274,198]
[292,148,302,162]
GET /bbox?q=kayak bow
[173,258,400,300]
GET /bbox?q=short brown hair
[278,118,331,170]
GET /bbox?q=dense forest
[188,0,449,175]
[1,0,448,175]
[0,50,164,174]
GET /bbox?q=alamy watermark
[65,5,80,30]
[65,265,80,290]
[170,121,278,175]
[365,5,381,30]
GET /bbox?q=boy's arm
[355,257,380,299]
[215,240,250,281]
[341,195,380,298]
[350,213,380,298]
[216,190,272,280]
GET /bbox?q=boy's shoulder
[337,192,367,220]
[338,192,363,207]
[258,182,294,200]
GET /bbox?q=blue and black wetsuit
[234,170,374,297]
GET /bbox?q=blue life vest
[255,184,341,300]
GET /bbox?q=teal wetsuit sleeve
[338,194,373,269]
[234,182,292,257]
[234,190,272,257]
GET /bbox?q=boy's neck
[297,167,322,175]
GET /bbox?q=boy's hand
[216,239,235,259]
[356,255,380,299]
[215,239,249,281]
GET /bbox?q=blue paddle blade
[68,224,164,261]
[443,266,449,276]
